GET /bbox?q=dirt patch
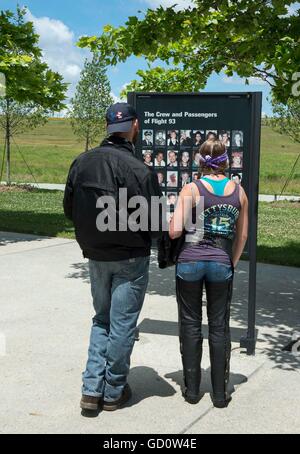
[0,184,38,193]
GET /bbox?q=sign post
[128,92,262,355]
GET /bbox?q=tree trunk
[85,133,90,152]
[6,98,11,185]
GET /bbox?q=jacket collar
[101,135,136,155]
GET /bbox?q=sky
[2,0,299,115]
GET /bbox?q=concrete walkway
[0,232,299,434]
[1,182,299,202]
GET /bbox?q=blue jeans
[177,261,233,282]
[82,256,150,401]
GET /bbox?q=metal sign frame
[128,91,262,355]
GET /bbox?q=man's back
[63,135,162,261]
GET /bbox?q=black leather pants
[176,275,233,400]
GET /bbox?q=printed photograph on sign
[154,150,166,167]
[206,130,218,141]
[156,170,166,187]
[155,130,166,146]
[142,130,153,147]
[180,130,193,148]
[167,192,178,207]
[167,150,178,168]
[232,130,244,147]
[179,151,191,168]
[167,130,180,148]
[192,172,199,181]
[143,150,153,167]
[219,130,231,148]
[192,150,201,170]
[167,171,178,188]
[231,151,243,169]
[193,130,205,148]
[181,171,191,187]
[231,172,243,185]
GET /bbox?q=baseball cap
[106,102,138,134]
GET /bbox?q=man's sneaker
[103,384,132,412]
[80,395,101,411]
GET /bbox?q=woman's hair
[198,139,229,175]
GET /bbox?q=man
[167,193,177,207]
[167,150,178,167]
[155,130,166,146]
[168,130,179,148]
[219,131,231,148]
[233,131,243,147]
[181,172,190,187]
[155,151,166,167]
[180,130,192,147]
[64,102,162,413]
[142,130,153,147]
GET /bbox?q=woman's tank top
[178,178,241,265]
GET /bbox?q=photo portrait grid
[141,128,245,194]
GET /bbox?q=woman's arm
[169,183,198,239]
[232,186,249,268]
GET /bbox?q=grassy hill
[0,118,299,194]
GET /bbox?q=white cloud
[111,91,121,103]
[143,0,195,10]
[25,9,88,100]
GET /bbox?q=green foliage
[0,8,39,71]
[0,99,49,137]
[69,54,113,151]
[268,97,300,143]
[0,8,67,109]
[78,0,300,102]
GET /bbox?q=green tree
[69,54,113,151]
[0,8,67,184]
[269,97,300,143]
[268,96,300,194]
[78,0,300,103]
[0,99,49,184]
[0,8,66,106]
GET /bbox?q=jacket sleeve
[140,169,164,239]
[63,160,77,221]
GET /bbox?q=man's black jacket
[63,136,163,261]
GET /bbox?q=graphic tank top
[178,178,241,265]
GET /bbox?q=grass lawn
[0,188,299,267]
[0,119,299,194]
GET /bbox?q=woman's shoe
[183,390,202,405]
[212,394,232,409]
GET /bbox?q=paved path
[2,182,299,202]
[0,232,299,434]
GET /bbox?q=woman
[180,151,190,168]
[169,139,248,408]
[193,131,203,147]
[192,151,201,169]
